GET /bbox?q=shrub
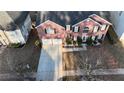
[9,43,21,48]
[66,37,72,45]
[77,36,82,46]
[35,40,41,47]
[73,40,77,46]
[86,37,93,46]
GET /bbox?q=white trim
[36,20,65,29]
[101,24,107,30]
[72,18,101,27]
[93,26,99,33]
[36,20,50,28]
[89,14,112,25]
[74,26,79,32]
[66,25,71,30]
[89,18,102,26]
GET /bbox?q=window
[105,25,108,30]
[66,25,71,30]
[46,27,54,34]
[74,26,79,32]
[101,25,106,30]
[93,26,99,33]
[83,27,89,33]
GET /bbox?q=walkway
[36,39,63,81]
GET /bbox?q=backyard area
[0,29,41,80]
[62,33,124,80]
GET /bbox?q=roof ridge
[72,17,101,27]
[89,14,112,25]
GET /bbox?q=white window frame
[93,26,99,33]
[46,27,55,34]
[74,26,79,32]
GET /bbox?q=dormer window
[83,27,89,33]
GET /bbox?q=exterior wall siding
[0,30,10,45]
[20,14,31,42]
[109,11,124,46]
[110,11,124,39]
[4,31,20,44]
[15,29,26,44]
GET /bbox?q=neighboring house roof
[36,11,100,27]
[7,11,29,26]
[0,12,16,31]
[0,11,29,31]
[89,14,112,25]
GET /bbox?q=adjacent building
[71,14,112,45]
[89,14,112,40]
[109,11,124,45]
[72,18,101,42]
[0,11,31,46]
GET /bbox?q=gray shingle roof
[0,11,29,31]
[36,11,100,27]
[7,11,29,26]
